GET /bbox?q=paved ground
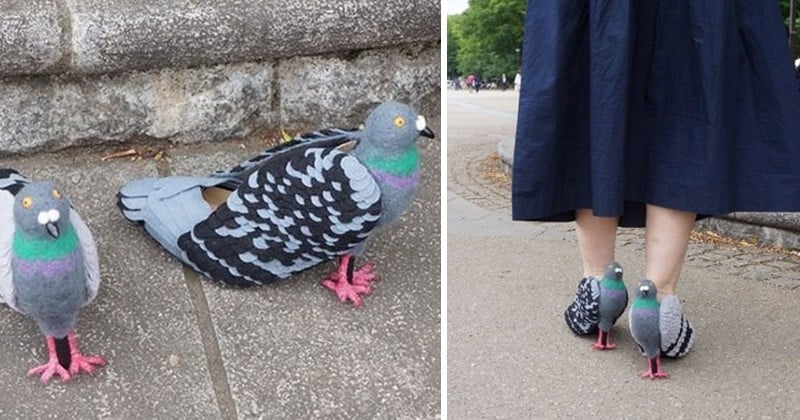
[447,90,800,419]
[0,115,440,419]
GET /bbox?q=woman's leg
[575,209,619,278]
[644,204,696,299]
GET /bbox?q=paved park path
[447,89,800,419]
[0,117,441,419]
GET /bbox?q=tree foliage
[447,0,526,79]
[780,0,799,57]
[449,0,799,81]
[447,14,464,79]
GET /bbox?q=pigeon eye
[52,189,61,199]
[22,197,33,209]
[393,116,406,128]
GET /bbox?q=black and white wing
[178,143,382,287]
[213,128,360,180]
[0,169,28,311]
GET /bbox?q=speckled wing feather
[214,128,360,181]
[0,169,27,311]
[660,295,695,358]
[178,144,382,287]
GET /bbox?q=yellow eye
[393,116,406,128]
[21,196,33,209]
[52,189,61,199]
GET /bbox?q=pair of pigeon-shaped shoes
[564,262,696,379]
[0,101,433,384]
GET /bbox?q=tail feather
[117,176,232,264]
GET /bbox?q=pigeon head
[603,261,623,281]
[361,101,434,154]
[13,182,71,239]
[635,279,657,300]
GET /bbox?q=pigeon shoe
[634,294,696,359]
[564,276,600,336]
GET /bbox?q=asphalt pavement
[0,115,441,419]
[447,90,800,419]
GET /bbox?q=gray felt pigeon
[592,262,628,350]
[0,169,106,384]
[118,101,434,306]
[629,279,669,379]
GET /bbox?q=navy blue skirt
[512,0,800,227]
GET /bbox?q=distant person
[474,74,482,93]
[514,72,521,91]
[501,73,508,91]
[512,1,800,376]
[466,74,475,92]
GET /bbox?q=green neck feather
[362,147,419,176]
[12,224,78,261]
[600,277,626,290]
[632,297,659,310]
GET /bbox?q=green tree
[447,14,464,79]
[780,0,799,57]
[448,0,526,80]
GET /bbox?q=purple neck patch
[370,169,420,189]
[13,251,80,278]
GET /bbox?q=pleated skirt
[512,0,800,227]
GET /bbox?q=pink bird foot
[67,331,106,376]
[321,255,378,306]
[639,356,670,380]
[591,330,618,350]
[27,336,70,384]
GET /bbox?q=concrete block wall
[0,0,441,154]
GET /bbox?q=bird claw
[321,261,378,306]
[351,263,377,286]
[27,358,71,384]
[321,278,371,307]
[591,343,617,350]
[639,370,670,380]
[69,352,107,376]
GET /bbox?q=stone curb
[0,0,440,76]
[497,137,800,249]
[0,42,439,155]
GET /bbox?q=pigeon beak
[640,285,650,293]
[416,115,435,139]
[45,222,60,238]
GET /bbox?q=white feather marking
[227,193,247,213]
[285,162,313,188]
[326,206,341,217]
